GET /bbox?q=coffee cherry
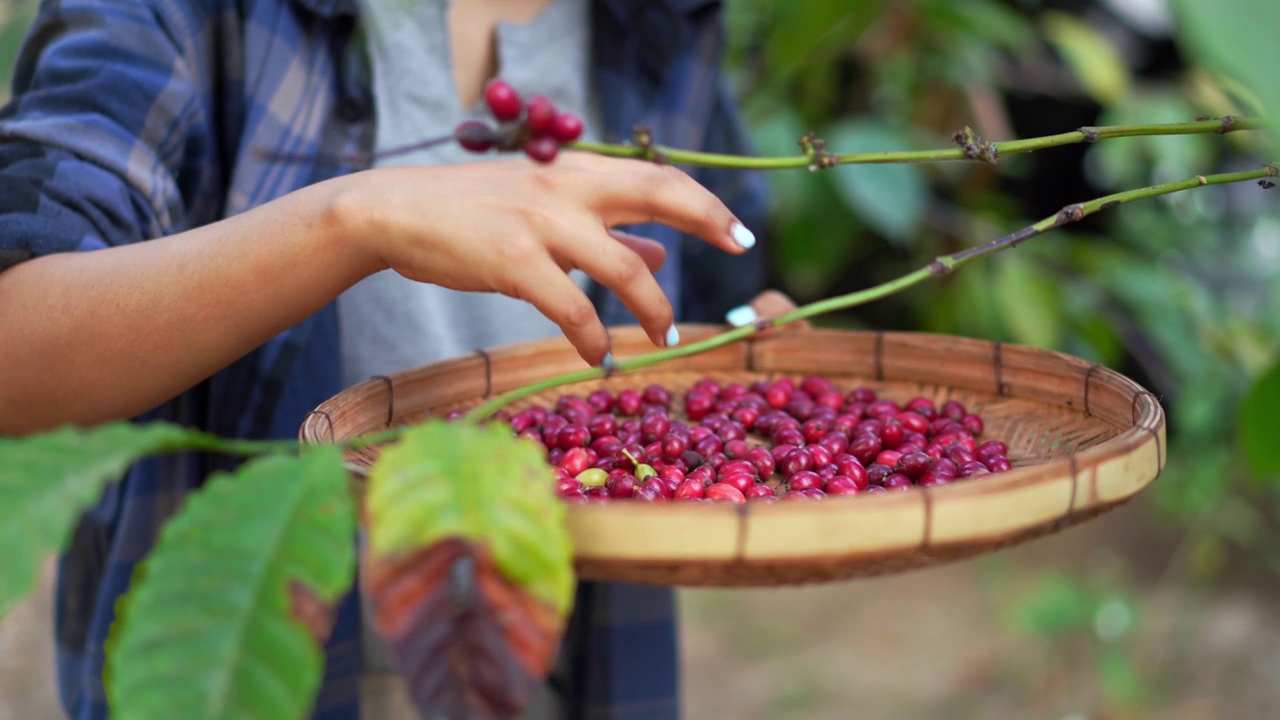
[724,438,750,459]
[608,474,637,498]
[642,478,673,499]
[455,119,497,152]
[984,455,1013,473]
[718,459,757,478]
[848,387,876,404]
[931,458,959,479]
[523,136,559,163]
[551,112,585,143]
[744,447,776,478]
[484,79,523,121]
[941,400,967,421]
[874,449,902,469]
[587,389,614,412]
[788,470,824,492]
[962,414,984,436]
[905,397,936,416]
[977,440,1008,458]
[576,467,608,488]
[662,433,690,460]
[641,413,670,442]
[866,464,892,485]
[883,473,913,490]
[744,484,776,500]
[674,480,705,500]
[611,389,639,415]
[705,483,746,503]
[525,95,558,137]
[684,390,714,420]
[633,484,664,502]
[643,384,672,408]
[818,432,848,456]
[896,411,930,436]
[558,424,589,449]
[879,421,905,450]
[826,476,861,496]
[780,448,814,477]
[718,472,755,494]
[848,435,882,466]
[895,451,932,479]
[917,471,948,486]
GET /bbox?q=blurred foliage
[1008,573,1146,711]
[725,0,1280,589]
[0,0,35,103]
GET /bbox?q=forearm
[0,178,377,435]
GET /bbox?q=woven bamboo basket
[300,325,1164,587]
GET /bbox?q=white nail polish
[730,222,756,250]
[665,325,680,347]
[725,304,757,327]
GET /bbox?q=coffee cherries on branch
[453,79,585,164]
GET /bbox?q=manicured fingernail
[725,304,757,327]
[665,325,680,347]
[730,222,756,250]
[600,352,615,373]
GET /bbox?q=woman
[0,0,770,717]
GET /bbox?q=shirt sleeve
[0,0,214,272]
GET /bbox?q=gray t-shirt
[345,0,591,714]
[339,0,598,391]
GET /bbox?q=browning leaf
[363,537,564,720]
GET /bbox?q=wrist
[313,172,391,284]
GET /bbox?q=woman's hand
[336,151,756,365]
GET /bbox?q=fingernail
[730,222,756,250]
[665,325,680,347]
[725,304,757,327]
[600,352,615,372]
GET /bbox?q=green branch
[568,116,1266,169]
[463,163,1278,420]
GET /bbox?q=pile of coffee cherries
[454,79,585,164]
[486,375,1013,504]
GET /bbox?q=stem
[180,423,417,458]
[568,116,1266,169]
[465,163,1277,420]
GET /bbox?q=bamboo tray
[300,325,1165,587]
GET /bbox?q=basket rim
[299,325,1165,584]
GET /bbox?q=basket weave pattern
[301,326,1164,587]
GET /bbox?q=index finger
[571,155,758,255]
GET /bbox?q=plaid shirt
[0,0,766,718]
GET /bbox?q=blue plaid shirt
[0,0,766,718]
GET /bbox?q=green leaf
[1010,575,1096,637]
[763,0,890,85]
[1240,358,1280,480]
[366,420,574,615]
[993,252,1063,349]
[826,120,929,243]
[1042,10,1132,106]
[106,447,356,720]
[1171,0,1280,151]
[1098,646,1146,708]
[744,107,819,215]
[0,422,193,618]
